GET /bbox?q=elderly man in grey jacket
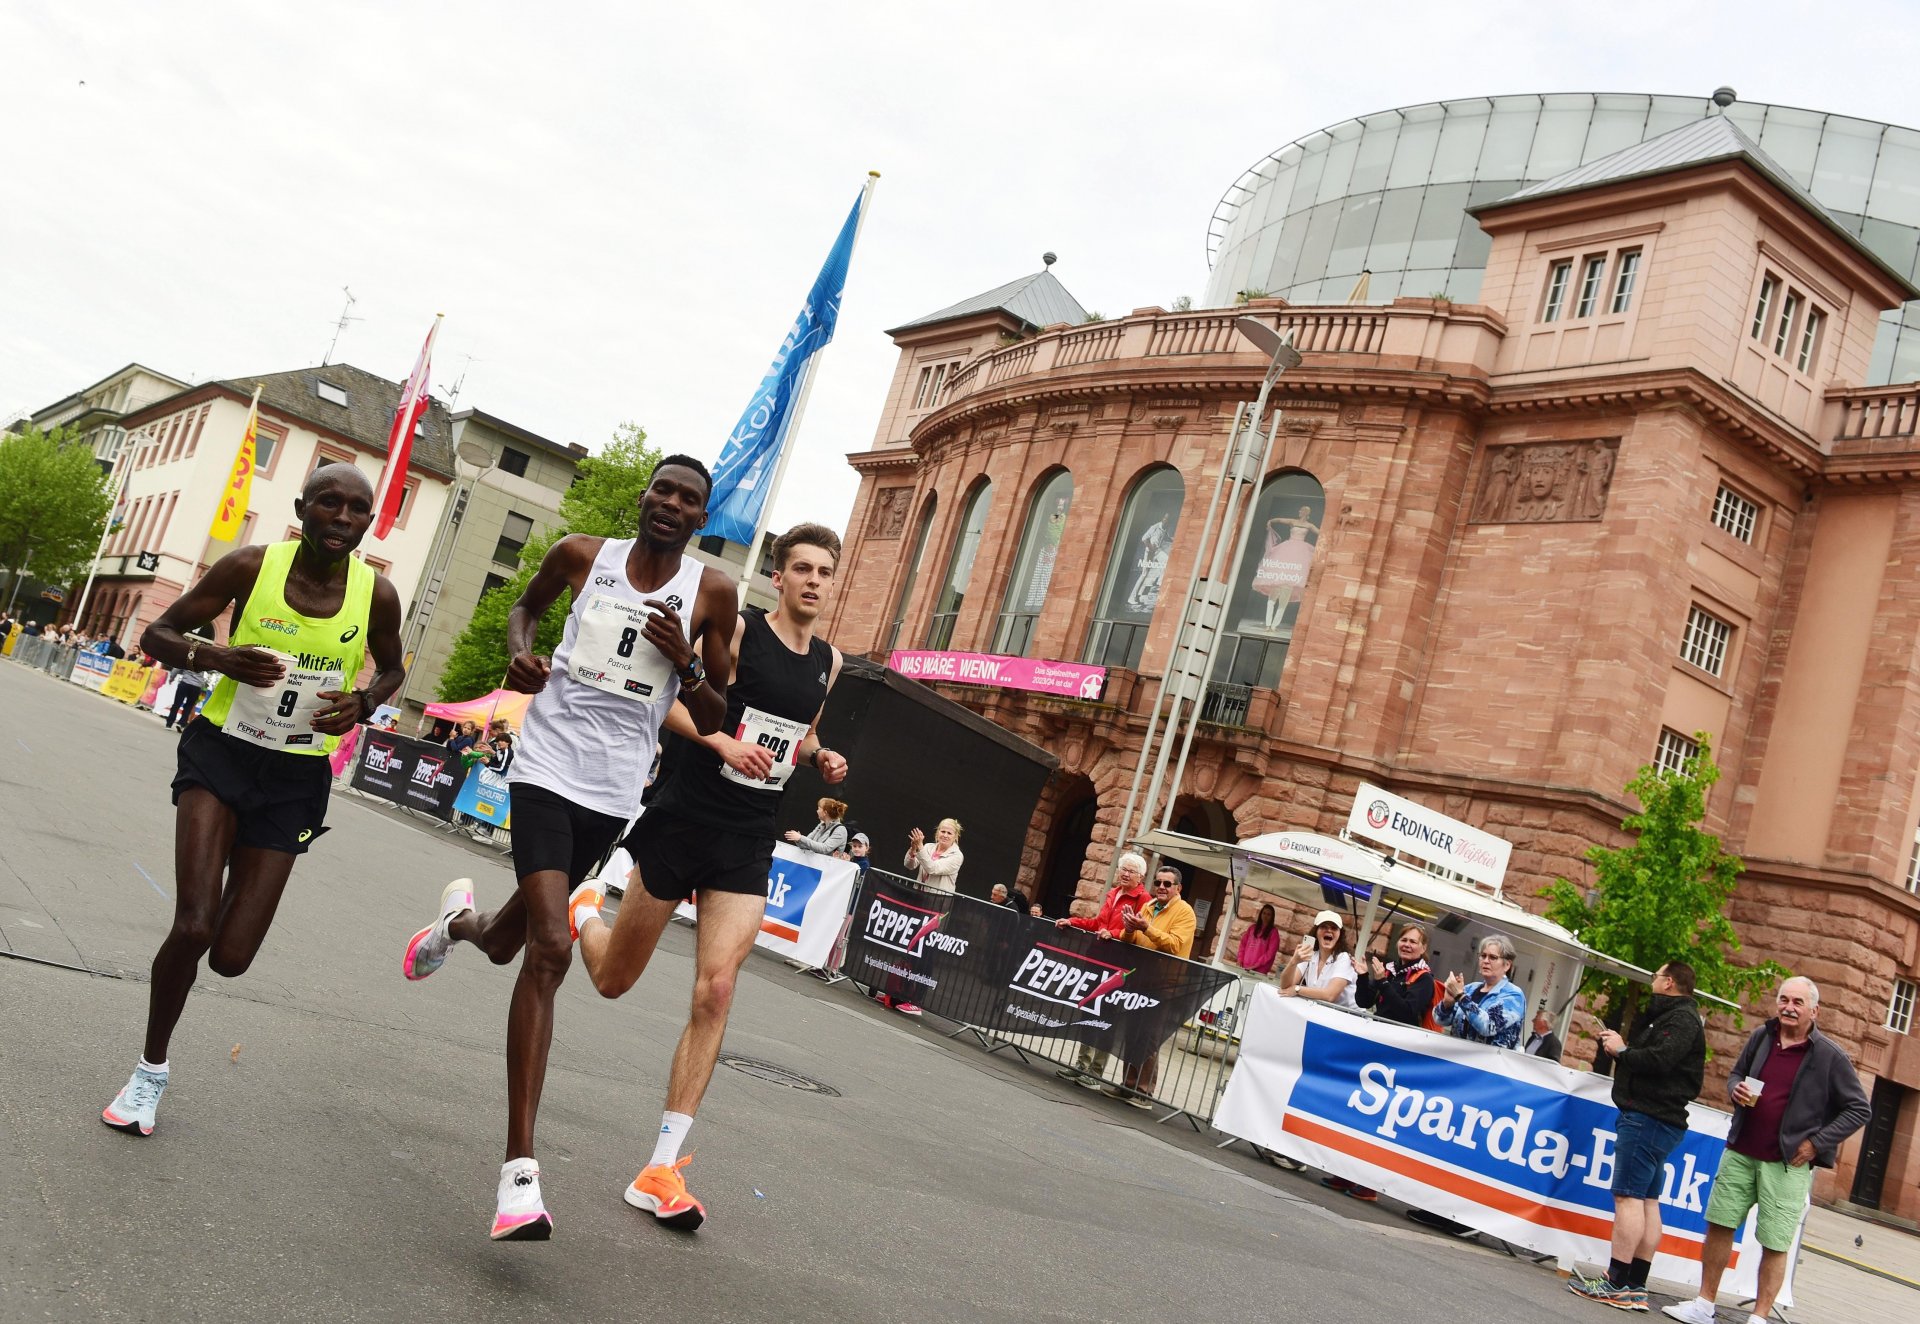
[1662,976,1870,1324]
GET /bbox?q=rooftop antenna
[323,286,362,365]
[445,353,480,409]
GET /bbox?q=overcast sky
[4,1,1916,535]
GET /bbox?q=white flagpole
[736,171,881,602]
[73,427,150,628]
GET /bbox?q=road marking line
[14,738,29,753]
[133,861,169,900]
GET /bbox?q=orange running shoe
[567,881,605,943]
[624,1155,706,1230]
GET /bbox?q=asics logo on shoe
[514,1172,535,1187]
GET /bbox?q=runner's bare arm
[140,545,284,687]
[313,576,405,735]
[794,645,846,785]
[660,614,771,776]
[504,535,602,693]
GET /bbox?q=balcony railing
[1199,680,1253,728]
[1832,384,1920,443]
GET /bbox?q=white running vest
[509,540,705,819]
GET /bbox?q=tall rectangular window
[1680,605,1733,677]
[1574,255,1607,318]
[494,512,534,567]
[1654,728,1700,776]
[478,572,509,605]
[1750,276,1779,340]
[499,446,530,477]
[1711,484,1758,544]
[1773,291,1800,356]
[1609,250,1641,313]
[1797,308,1825,373]
[1890,978,1917,1035]
[1907,832,1920,894]
[1541,260,1572,322]
[913,362,950,409]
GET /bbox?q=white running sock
[139,1057,169,1076]
[650,1111,693,1168]
[1745,1315,1765,1324]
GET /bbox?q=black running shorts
[172,718,334,856]
[623,806,774,903]
[506,782,627,884]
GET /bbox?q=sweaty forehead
[305,462,373,501]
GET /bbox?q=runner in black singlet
[564,522,849,1230]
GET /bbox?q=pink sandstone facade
[825,143,1920,1218]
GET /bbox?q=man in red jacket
[1052,852,1151,1089]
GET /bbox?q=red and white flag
[372,314,443,539]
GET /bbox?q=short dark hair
[772,522,841,571]
[1663,961,1697,996]
[651,454,713,502]
[1154,863,1183,887]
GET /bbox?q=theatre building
[825,102,1920,1219]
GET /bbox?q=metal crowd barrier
[834,871,1257,1129]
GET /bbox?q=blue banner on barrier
[453,766,511,827]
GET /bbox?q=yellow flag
[208,386,263,541]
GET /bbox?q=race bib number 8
[572,593,675,701]
[720,706,811,789]
[222,661,345,750]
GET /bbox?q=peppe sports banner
[671,841,860,967]
[849,873,1235,1061]
[350,731,461,820]
[1217,990,1791,1301]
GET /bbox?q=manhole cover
[717,1054,840,1095]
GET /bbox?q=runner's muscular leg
[662,889,764,1117]
[144,788,239,1063]
[577,868,676,998]
[448,890,529,965]
[504,867,572,1161]
[204,845,298,978]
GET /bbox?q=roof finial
[1711,86,1737,115]
[1042,251,1057,268]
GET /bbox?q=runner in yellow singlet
[101,463,405,1137]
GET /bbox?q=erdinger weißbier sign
[1346,781,1511,889]
[1217,992,1790,1301]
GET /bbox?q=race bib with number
[570,592,675,701]
[222,662,345,750]
[719,706,811,789]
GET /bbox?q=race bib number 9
[720,706,810,789]
[571,593,675,701]
[222,661,345,750]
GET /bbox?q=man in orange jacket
[1110,863,1196,1106]
[1052,852,1151,1088]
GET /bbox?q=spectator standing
[989,883,1009,905]
[1109,863,1195,1108]
[1053,852,1153,1088]
[1236,903,1281,975]
[1524,1007,1565,1061]
[1436,933,1527,1048]
[847,831,871,879]
[1662,977,1871,1324]
[446,720,480,760]
[164,662,209,731]
[903,818,963,892]
[1278,910,1357,1008]
[1570,962,1706,1311]
[785,797,848,857]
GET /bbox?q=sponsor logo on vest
[664,595,683,612]
[338,624,360,643]
[576,665,611,683]
[258,617,300,636]
[593,574,618,587]
[236,720,269,739]
[623,678,657,697]
[1010,944,1160,1015]
[287,733,315,747]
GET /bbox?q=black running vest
[651,609,832,836]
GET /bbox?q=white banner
[1346,781,1511,889]
[70,651,112,693]
[647,841,858,967]
[1219,990,1795,1302]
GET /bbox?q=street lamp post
[1114,318,1301,881]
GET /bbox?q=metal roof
[887,269,1089,335]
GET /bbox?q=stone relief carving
[1470,439,1619,524]
[866,486,911,540]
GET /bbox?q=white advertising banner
[1346,782,1512,890]
[1218,990,1794,1302]
[70,651,112,693]
[660,842,859,967]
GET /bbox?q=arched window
[884,494,937,653]
[1083,466,1184,668]
[1217,470,1326,692]
[925,480,992,650]
[991,469,1074,656]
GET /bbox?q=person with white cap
[847,831,871,878]
[1278,908,1357,1008]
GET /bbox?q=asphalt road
[0,659,1597,1324]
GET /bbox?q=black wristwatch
[677,654,707,693]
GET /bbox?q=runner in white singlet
[399,456,737,1242]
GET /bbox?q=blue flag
[706,188,863,545]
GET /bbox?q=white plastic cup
[1743,1075,1765,1099]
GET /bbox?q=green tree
[0,424,114,603]
[1540,732,1784,1057]
[435,423,664,701]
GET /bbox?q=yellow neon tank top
[199,541,375,755]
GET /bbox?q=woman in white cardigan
[904,818,964,893]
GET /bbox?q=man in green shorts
[101,463,405,1137]
[1661,976,1869,1324]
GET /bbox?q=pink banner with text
[888,649,1107,700]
